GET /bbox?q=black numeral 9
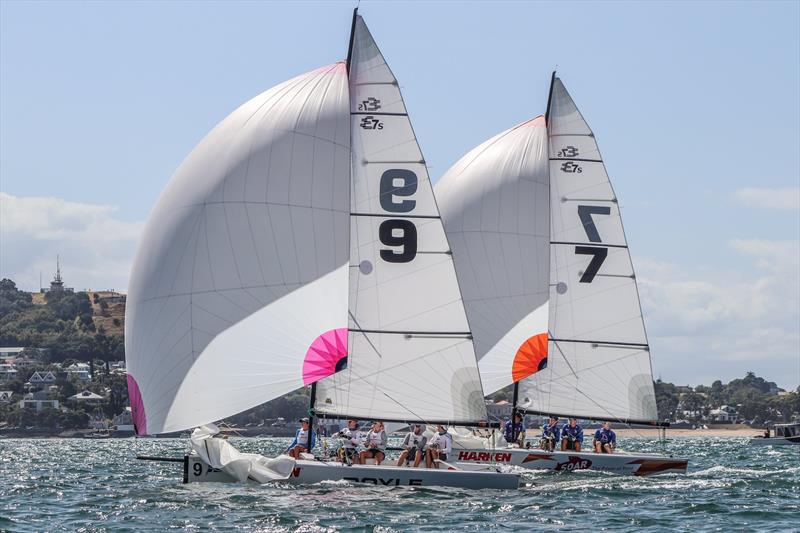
[379,219,417,263]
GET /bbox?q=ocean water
[1,436,797,532]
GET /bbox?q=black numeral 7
[575,246,607,283]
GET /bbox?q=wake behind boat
[125,9,518,490]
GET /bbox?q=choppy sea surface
[1,436,798,532]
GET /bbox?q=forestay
[436,117,550,396]
[314,16,488,424]
[519,76,657,423]
[125,65,350,435]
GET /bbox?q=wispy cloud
[734,187,800,210]
[637,239,800,389]
[0,192,143,292]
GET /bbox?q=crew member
[287,418,315,459]
[561,418,584,451]
[504,412,525,447]
[593,421,616,453]
[337,419,362,464]
[397,424,427,467]
[426,424,453,469]
[540,416,561,451]
[359,421,387,465]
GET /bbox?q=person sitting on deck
[287,418,316,459]
[397,424,427,467]
[540,416,561,451]
[593,421,617,453]
[426,424,453,469]
[336,419,362,464]
[504,413,525,447]
[359,421,387,465]
[561,418,584,451]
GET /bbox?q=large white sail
[125,64,350,435]
[436,117,550,396]
[519,76,657,423]
[314,16,488,424]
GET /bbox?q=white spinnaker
[519,76,657,422]
[436,117,550,396]
[125,64,350,435]
[314,16,488,424]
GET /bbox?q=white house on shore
[709,405,739,423]
[19,390,60,411]
[69,390,106,405]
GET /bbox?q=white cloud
[734,187,800,210]
[0,192,143,292]
[637,239,800,389]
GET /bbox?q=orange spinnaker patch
[512,332,549,382]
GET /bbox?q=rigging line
[348,311,384,360]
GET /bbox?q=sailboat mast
[544,70,556,126]
[511,381,520,443]
[345,7,358,74]
[307,382,317,450]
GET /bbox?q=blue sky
[1,1,798,389]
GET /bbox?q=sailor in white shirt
[337,419,362,464]
[425,424,453,469]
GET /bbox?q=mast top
[345,7,359,75]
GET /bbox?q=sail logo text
[358,97,381,111]
[558,146,579,158]
[457,451,512,462]
[360,116,383,130]
[560,161,582,173]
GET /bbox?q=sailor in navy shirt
[593,421,616,453]
[561,418,584,451]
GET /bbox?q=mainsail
[522,75,657,423]
[125,64,351,435]
[436,117,550,396]
[314,15,488,424]
[437,75,659,424]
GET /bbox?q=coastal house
[0,391,13,402]
[26,371,57,389]
[709,405,738,423]
[19,390,60,412]
[113,407,134,432]
[0,363,18,381]
[486,400,513,420]
[65,363,91,382]
[0,347,25,359]
[69,390,106,405]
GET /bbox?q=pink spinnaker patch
[302,328,348,385]
[126,374,147,436]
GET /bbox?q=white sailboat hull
[453,447,688,477]
[185,453,520,489]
